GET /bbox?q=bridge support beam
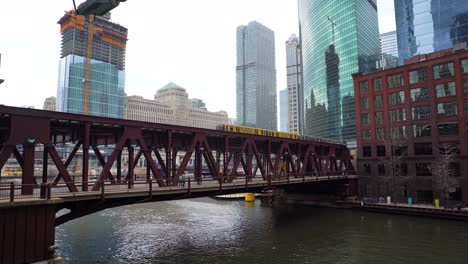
[0,203,57,264]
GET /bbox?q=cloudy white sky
[0,0,396,118]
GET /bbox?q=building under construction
[56,11,128,118]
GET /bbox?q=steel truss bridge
[0,105,356,264]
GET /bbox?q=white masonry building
[125,82,228,129]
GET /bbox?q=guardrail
[0,172,355,202]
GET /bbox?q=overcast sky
[0,0,396,118]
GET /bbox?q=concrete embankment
[259,190,468,221]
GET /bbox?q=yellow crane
[83,15,95,115]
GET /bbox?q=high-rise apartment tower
[57,12,127,118]
[286,34,303,134]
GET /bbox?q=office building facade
[395,0,468,64]
[279,89,288,132]
[43,97,56,111]
[57,12,127,118]
[124,83,228,129]
[299,0,381,142]
[236,21,277,130]
[286,34,303,134]
[354,48,468,204]
[380,31,399,69]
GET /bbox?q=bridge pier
[0,201,59,264]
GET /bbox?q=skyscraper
[57,12,127,118]
[279,89,288,132]
[236,21,277,130]
[299,0,381,142]
[395,0,468,64]
[380,31,399,69]
[285,34,303,134]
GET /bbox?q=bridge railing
[0,172,355,202]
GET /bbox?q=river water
[56,198,468,264]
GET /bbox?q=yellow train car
[219,124,299,140]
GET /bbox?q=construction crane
[83,15,95,115]
[74,0,127,16]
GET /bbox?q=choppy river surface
[56,197,468,264]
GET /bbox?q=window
[464,80,468,94]
[360,81,369,93]
[363,163,371,176]
[433,62,454,79]
[414,143,432,155]
[376,128,385,140]
[437,102,457,117]
[438,123,458,136]
[361,97,369,110]
[375,112,384,125]
[361,113,370,125]
[465,100,468,114]
[410,87,428,102]
[462,59,468,73]
[392,146,408,156]
[435,82,456,98]
[412,105,431,120]
[388,74,404,88]
[373,78,382,91]
[439,143,460,155]
[362,146,372,157]
[377,164,386,176]
[374,95,383,107]
[389,91,405,105]
[409,68,427,84]
[390,109,406,122]
[362,129,371,140]
[416,163,432,176]
[376,145,386,157]
[449,163,461,177]
[413,124,431,138]
[394,163,408,176]
[391,126,406,140]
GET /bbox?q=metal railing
[0,172,354,202]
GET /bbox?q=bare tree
[431,143,459,206]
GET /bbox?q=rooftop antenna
[327,16,336,45]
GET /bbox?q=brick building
[353,47,468,204]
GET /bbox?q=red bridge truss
[0,105,355,194]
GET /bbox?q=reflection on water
[56,198,468,264]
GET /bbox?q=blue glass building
[236,21,277,130]
[299,0,381,142]
[395,0,468,64]
[57,12,127,118]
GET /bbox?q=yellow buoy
[245,193,255,202]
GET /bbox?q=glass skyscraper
[57,12,127,118]
[395,0,468,64]
[236,21,277,130]
[299,0,381,142]
[380,31,399,68]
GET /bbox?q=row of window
[359,60,468,93]
[362,123,459,141]
[362,142,460,157]
[361,101,460,125]
[360,81,467,110]
[361,162,461,177]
